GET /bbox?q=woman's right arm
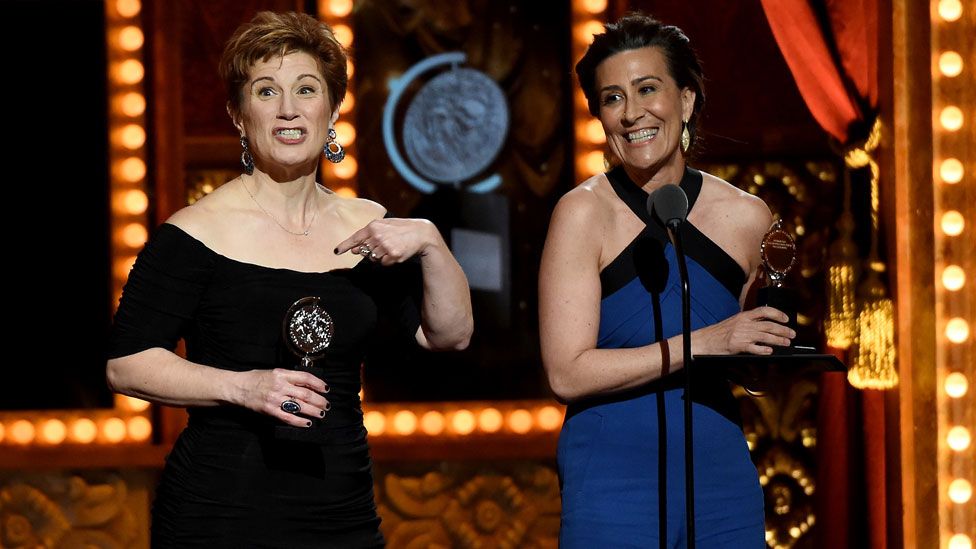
[539,191,685,403]
[106,351,325,427]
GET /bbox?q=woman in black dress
[107,11,472,547]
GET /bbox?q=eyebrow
[598,75,664,93]
[249,74,323,88]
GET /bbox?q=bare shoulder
[164,180,243,243]
[551,173,612,228]
[698,171,772,233]
[331,194,387,228]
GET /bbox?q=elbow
[545,368,583,404]
[105,358,133,396]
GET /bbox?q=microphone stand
[664,219,695,549]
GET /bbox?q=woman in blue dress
[539,13,794,548]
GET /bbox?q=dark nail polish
[325,403,332,411]
[333,248,339,254]
[323,385,330,393]
[306,421,312,427]
[319,410,326,417]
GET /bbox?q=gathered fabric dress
[109,223,421,548]
[557,167,765,548]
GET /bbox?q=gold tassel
[825,179,858,348]
[846,119,898,389]
[849,269,898,388]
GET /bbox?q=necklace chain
[241,177,318,237]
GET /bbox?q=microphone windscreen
[647,184,689,226]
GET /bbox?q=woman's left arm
[336,217,473,351]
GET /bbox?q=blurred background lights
[946,372,969,398]
[942,265,966,290]
[941,210,965,236]
[940,158,964,183]
[947,426,971,451]
[939,51,964,77]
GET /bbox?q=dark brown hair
[220,11,347,118]
[575,13,705,150]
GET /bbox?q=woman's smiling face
[595,46,695,183]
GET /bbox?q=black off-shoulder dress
[109,223,421,548]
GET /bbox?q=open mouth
[275,128,305,139]
[626,128,658,143]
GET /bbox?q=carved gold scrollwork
[0,472,149,548]
[377,463,560,549]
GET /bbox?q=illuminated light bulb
[332,156,358,179]
[127,416,152,441]
[40,419,67,445]
[508,409,533,434]
[113,255,137,281]
[949,534,973,549]
[121,223,148,248]
[346,59,354,79]
[339,93,355,114]
[939,51,964,77]
[941,210,965,236]
[70,418,97,443]
[478,408,503,433]
[536,406,563,431]
[102,417,127,443]
[943,265,966,291]
[789,527,801,538]
[116,0,141,17]
[392,410,417,435]
[940,106,964,131]
[332,24,352,47]
[581,150,605,176]
[118,59,144,84]
[119,394,150,412]
[946,372,969,398]
[584,119,605,144]
[948,426,971,451]
[120,92,146,117]
[363,411,385,435]
[120,189,148,215]
[328,0,352,17]
[119,157,146,182]
[419,411,445,435]
[946,317,970,343]
[948,478,972,503]
[118,26,144,51]
[120,124,146,149]
[940,158,965,183]
[335,121,356,144]
[581,0,608,13]
[938,0,963,21]
[452,409,476,435]
[0,421,5,443]
[9,420,35,444]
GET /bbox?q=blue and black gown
[109,223,421,548]
[557,167,765,547]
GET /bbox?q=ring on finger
[358,243,373,257]
[369,250,379,261]
[280,399,301,414]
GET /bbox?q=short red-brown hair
[220,11,347,119]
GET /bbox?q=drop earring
[240,136,254,174]
[680,121,691,153]
[323,127,345,163]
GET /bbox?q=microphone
[647,184,689,228]
[647,183,696,548]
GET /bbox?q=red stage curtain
[759,1,883,548]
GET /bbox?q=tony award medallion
[757,220,798,338]
[276,296,333,440]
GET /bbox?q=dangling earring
[680,121,691,153]
[240,136,254,174]
[323,127,345,163]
